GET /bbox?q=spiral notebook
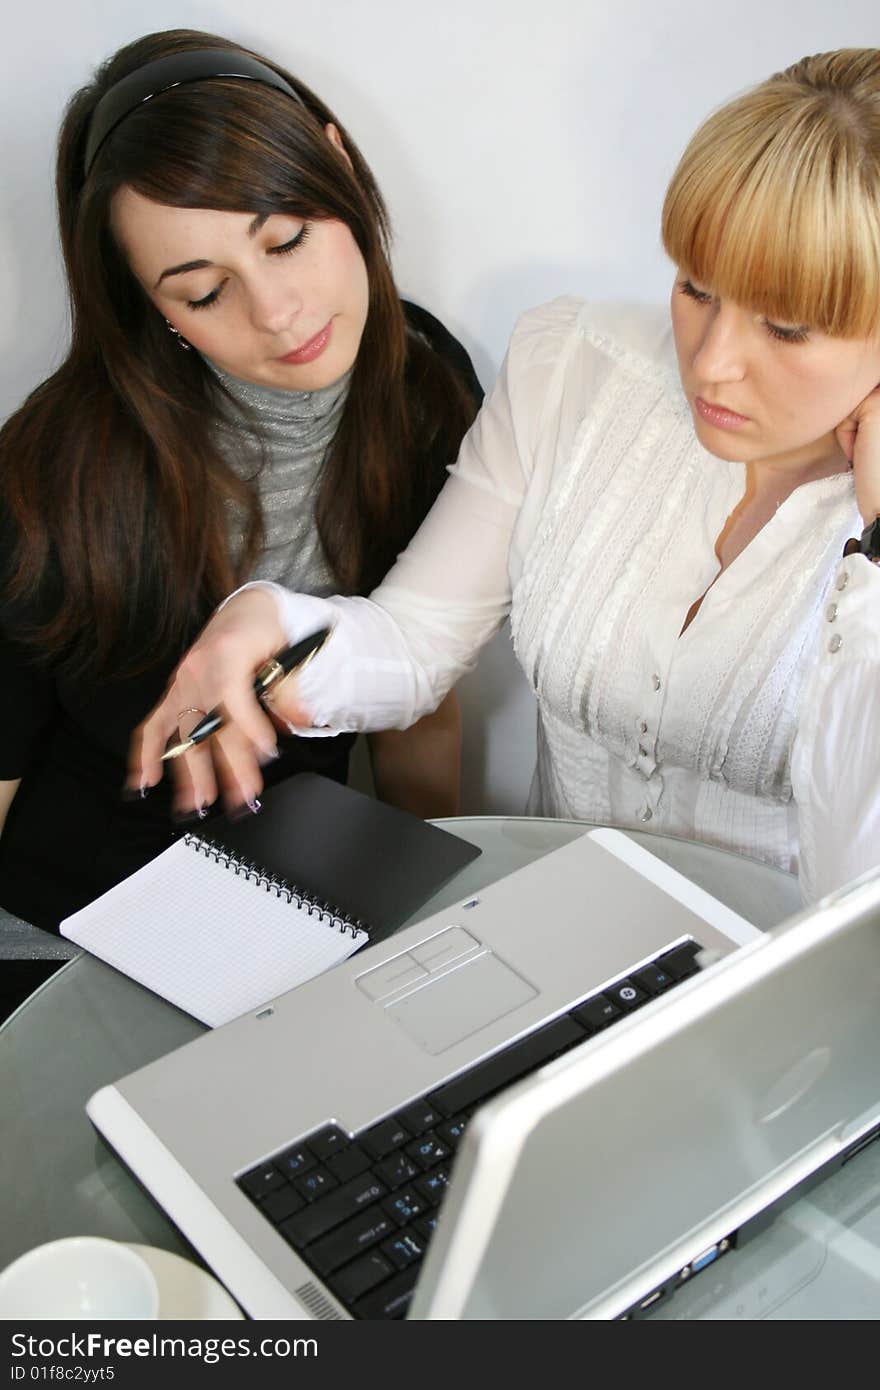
[60,773,481,1027]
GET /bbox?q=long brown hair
[0,29,476,678]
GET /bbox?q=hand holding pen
[128,587,331,814]
[160,626,332,761]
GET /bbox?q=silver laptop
[86,831,880,1319]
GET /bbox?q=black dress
[0,303,482,930]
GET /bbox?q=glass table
[3,817,878,1318]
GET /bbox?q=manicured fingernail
[229,798,262,822]
[172,803,209,826]
[122,782,151,802]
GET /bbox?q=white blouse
[251,298,880,903]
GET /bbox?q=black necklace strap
[84,48,305,175]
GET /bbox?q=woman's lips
[695,396,750,431]
[278,320,333,365]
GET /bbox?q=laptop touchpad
[385,952,537,1055]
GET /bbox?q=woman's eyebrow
[155,258,211,288]
[153,214,271,288]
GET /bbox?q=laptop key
[280,1174,389,1248]
[261,1184,306,1225]
[437,1116,468,1148]
[238,1164,287,1201]
[326,1144,372,1184]
[394,1099,444,1134]
[632,962,674,995]
[572,995,622,1031]
[660,942,703,980]
[294,1166,339,1203]
[275,1145,317,1180]
[428,1015,586,1117]
[605,978,649,1011]
[381,1229,427,1270]
[405,1132,451,1170]
[415,1166,451,1204]
[353,1265,420,1320]
[374,1151,421,1189]
[308,1125,350,1161]
[382,1187,429,1226]
[414,1213,441,1239]
[360,1117,411,1159]
[308,1205,398,1276]
[329,1251,395,1306]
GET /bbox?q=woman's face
[112,184,370,393]
[671,273,880,478]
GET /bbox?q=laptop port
[639,1288,665,1310]
[679,1235,731,1280]
[841,1123,880,1166]
[691,1245,721,1273]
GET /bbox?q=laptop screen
[412,869,880,1319]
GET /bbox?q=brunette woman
[0,29,481,930]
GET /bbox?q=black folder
[203,772,481,945]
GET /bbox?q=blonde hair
[662,50,880,337]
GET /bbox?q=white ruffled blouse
[252,298,880,903]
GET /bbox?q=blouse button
[639,806,653,822]
[836,570,849,592]
[638,719,648,734]
[826,603,838,622]
[651,674,661,692]
[829,634,843,653]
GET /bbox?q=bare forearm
[367,691,461,818]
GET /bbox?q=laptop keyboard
[237,938,704,1319]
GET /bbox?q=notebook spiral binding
[183,833,365,938]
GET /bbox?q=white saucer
[126,1245,244,1320]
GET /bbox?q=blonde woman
[135,49,880,903]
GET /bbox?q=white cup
[0,1237,159,1320]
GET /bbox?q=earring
[164,319,192,351]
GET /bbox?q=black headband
[84,48,306,175]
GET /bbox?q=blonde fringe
[662,50,880,338]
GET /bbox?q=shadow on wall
[457,622,536,815]
[348,621,537,817]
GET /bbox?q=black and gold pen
[160,626,333,762]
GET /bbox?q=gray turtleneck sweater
[209,361,352,595]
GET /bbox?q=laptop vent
[294,1281,344,1320]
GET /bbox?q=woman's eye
[268,224,311,256]
[187,281,227,312]
[678,278,713,305]
[763,320,810,345]
[181,224,311,310]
